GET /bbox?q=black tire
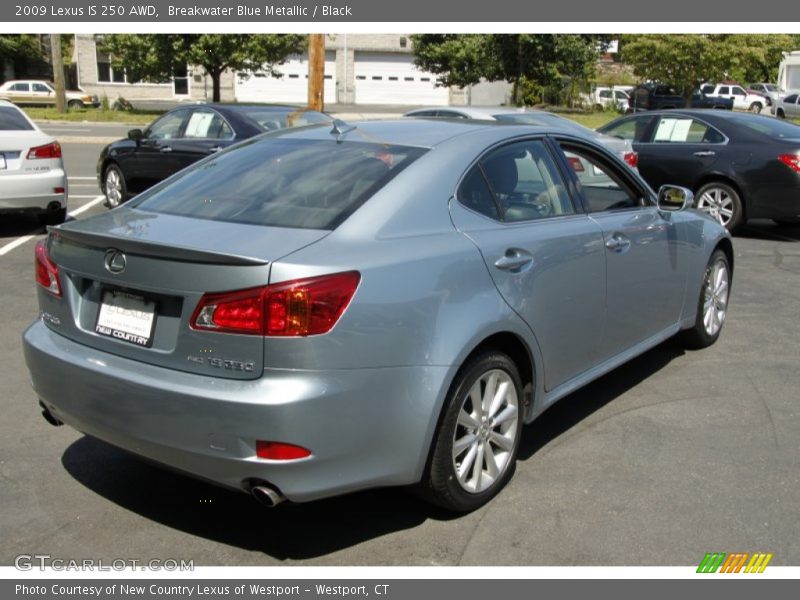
[421,349,524,512]
[103,163,128,208]
[38,208,67,227]
[749,102,762,114]
[694,182,744,232]
[682,249,731,349]
[67,99,84,109]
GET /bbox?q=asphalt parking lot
[0,125,799,567]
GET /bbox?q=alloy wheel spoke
[481,372,498,415]
[487,380,509,419]
[453,432,477,457]
[457,443,478,484]
[471,442,485,491]
[493,404,518,427]
[489,430,515,452]
[483,441,500,479]
[458,408,480,430]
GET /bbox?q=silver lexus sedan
[23,119,732,512]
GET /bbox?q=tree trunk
[211,69,222,102]
[50,34,66,113]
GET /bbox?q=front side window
[146,111,188,140]
[558,142,646,213]
[32,83,51,93]
[457,140,574,223]
[132,138,426,230]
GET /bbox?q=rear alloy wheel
[695,182,743,232]
[749,102,762,114]
[103,164,128,208]
[423,350,523,512]
[682,249,731,349]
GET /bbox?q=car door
[120,109,189,193]
[6,82,31,104]
[787,94,800,118]
[30,82,54,106]
[608,114,725,192]
[553,138,690,360]
[166,109,237,170]
[448,137,607,392]
[730,86,749,110]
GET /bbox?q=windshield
[235,107,332,130]
[132,137,427,230]
[493,112,590,135]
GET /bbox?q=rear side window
[0,107,34,130]
[132,138,426,230]
[237,108,330,130]
[728,113,800,139]
[600,116,655,142]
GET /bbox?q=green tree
[101,34,305,102]
[412,34,605,105]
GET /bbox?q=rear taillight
[191,271,360,337]
[624,151,639,168]
[27,141,62,160]
[778,153,800,173]
[34,239,62,297]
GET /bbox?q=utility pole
[307,34,325,111]
[49,34,67,113]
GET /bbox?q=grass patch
[23,106,164,125]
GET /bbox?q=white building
[74,34,511,107]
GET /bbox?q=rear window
[726,114,800,139]
[132,138,427,230]
[0,107,34,130]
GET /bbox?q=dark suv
[629,83,734,112]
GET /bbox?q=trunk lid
[42,208,329,379]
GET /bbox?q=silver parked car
[23,119,732,512]
[775,92,800,119]
[403,105,639,170]
[0,99,67,225]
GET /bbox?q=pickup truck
[700,83,766,113]
[629,83,734,112]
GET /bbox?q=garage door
[354,52,449,105]
[235,52,336,104]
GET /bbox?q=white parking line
[0,195,105,257]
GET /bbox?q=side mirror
[127,129,143,143]
[657,185,694,212]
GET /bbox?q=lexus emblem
[104,249,127,274]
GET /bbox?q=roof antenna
[330,118,356,142]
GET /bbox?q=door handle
[208,146,223,153]
[605,234,631,253]
[693,150,716,157]
[159,146,173,153]
[494,249,534,272]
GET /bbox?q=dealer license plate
[95,290,156,347]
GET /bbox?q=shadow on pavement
[61,338,687,560]
[737,219,800,242]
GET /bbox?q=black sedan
[598,110,800,231]
[97,103,331,207]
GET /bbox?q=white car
[700,83,766,113]
[583,87,631,112]
[0,100,67,225]
[774,92,800,119]
[404,106,639,171]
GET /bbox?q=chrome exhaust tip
[249,483,285,508]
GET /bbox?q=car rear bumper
[0,169,67,212]
[23,320,450,503]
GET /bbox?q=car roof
[405,106,528,119]
[266,117,596,149]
